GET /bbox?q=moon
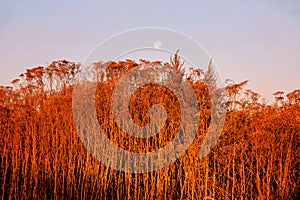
[153,41,162,49]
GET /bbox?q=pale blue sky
[0,0,299,102]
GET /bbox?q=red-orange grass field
[1,54,299,199]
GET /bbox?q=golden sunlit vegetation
[0,55,299,199]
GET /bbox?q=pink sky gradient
[0,0,299,103]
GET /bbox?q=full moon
[153,41,162,49]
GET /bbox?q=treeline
[0,57,299,199]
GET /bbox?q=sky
[0,0,299,103]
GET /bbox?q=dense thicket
[1,57,299,199]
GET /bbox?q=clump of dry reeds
[0,55,299,199]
